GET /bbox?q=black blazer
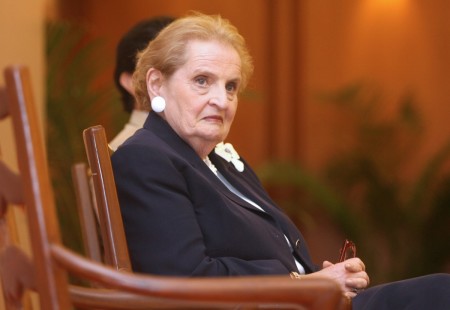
[112,112,318,276]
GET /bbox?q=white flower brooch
[214,142,244,172]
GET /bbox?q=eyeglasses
[338,239,356,262]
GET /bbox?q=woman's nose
[208,84,228,108]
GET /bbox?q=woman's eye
[226,82,237,93]
[195,76,208,86]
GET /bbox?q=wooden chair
[71,162,102,264]
[4,64,350,309]
[0,158,36,310]
[82,126,131,271]
[0,74,37,310]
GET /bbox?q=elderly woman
[111,12,450,309]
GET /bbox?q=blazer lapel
[202,159,270,216]
[144,113,268,215]
[210,152,318,272]
[210,153,275,213]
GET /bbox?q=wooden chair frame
[82,126,131,271]
[4,64,350,309]
[71,162,102,264]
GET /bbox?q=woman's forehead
[183,40,241,70]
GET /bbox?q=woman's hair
[133,11,254,110]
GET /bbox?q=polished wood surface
[71,162,102,264]
[83,125,131,272]
[0,77,35,309]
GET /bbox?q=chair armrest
[69,285,234,309]
[52,245,348,309]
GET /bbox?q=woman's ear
[146,68,163,99]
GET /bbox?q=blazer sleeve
[112,143,291,277]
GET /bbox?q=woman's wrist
[290,271,302,279]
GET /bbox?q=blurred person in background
[110,16,174,151]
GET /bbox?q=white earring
[151,96,166,113]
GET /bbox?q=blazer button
[295,239,301,249]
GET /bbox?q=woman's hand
[314,257,370,298]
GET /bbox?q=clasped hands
[318,257,370,299]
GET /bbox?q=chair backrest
[71,162,102,264]
[5,64,73,309]
[0,160,33,310]
[82,125,131,272]
[4,64,350,310]
[1,78,37,310]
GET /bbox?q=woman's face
[159,40,242,157]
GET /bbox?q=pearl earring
[151,96,166,113]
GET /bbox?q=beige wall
[0,0,48,308]
[302,1,450,177]
[0,0,47,169]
